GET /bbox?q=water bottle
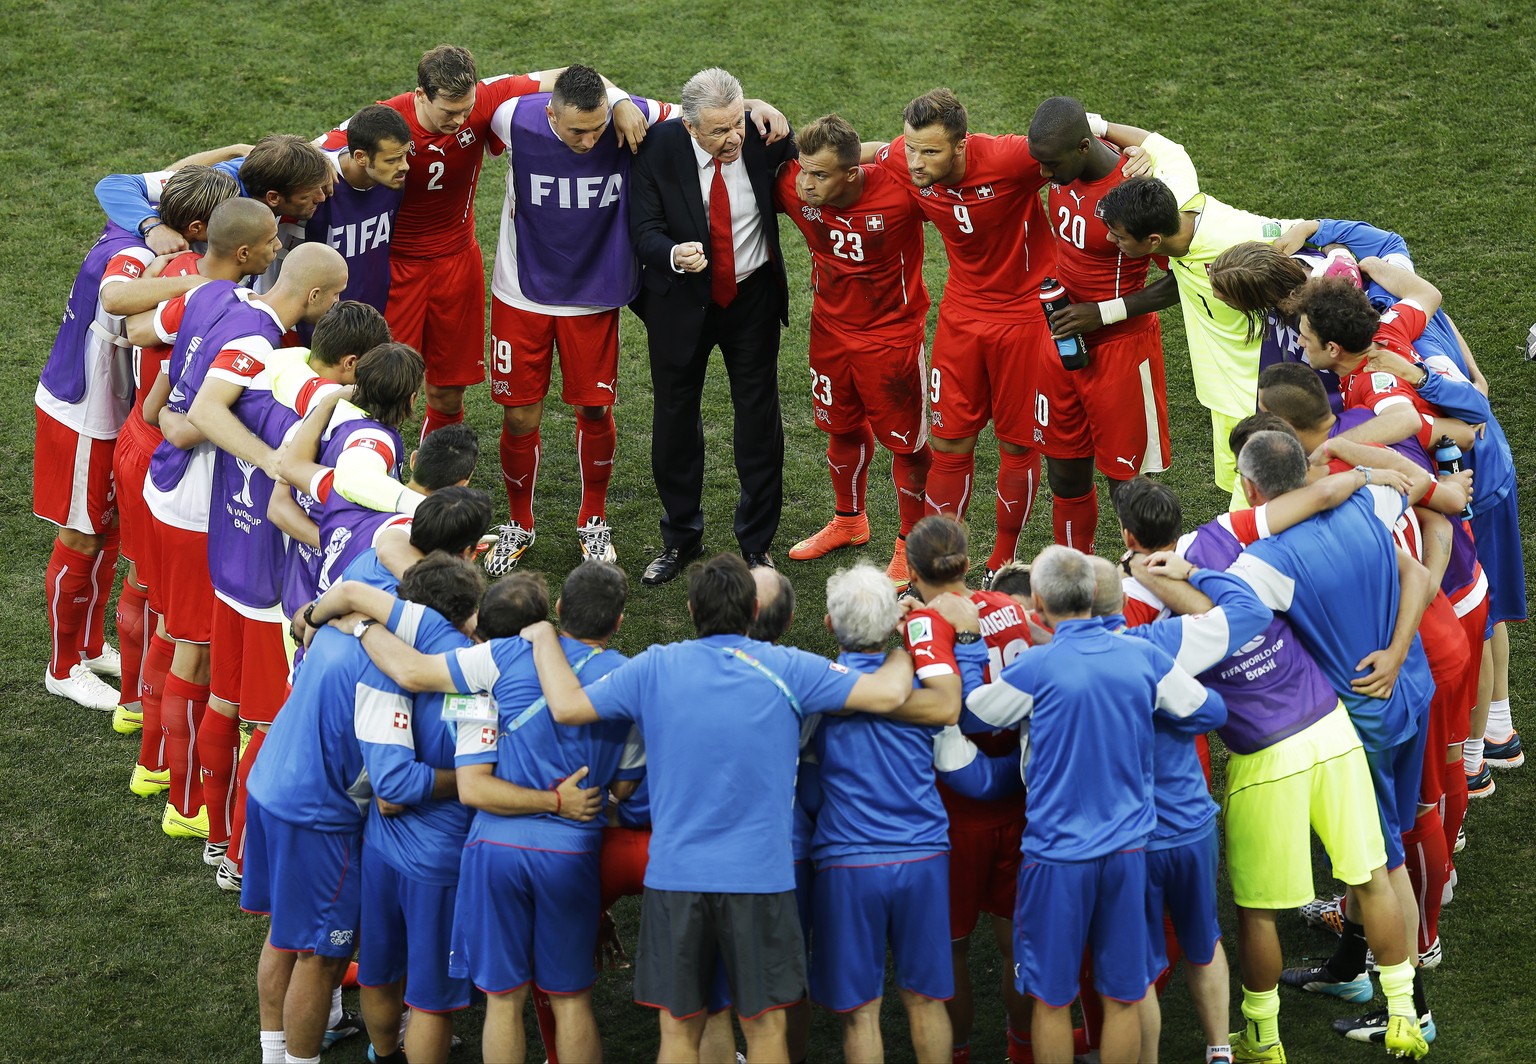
[1433,435,1475,519]
[1039,278,1088,370]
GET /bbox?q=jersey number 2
[426,161,445,191]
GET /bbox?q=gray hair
[1087,556,1125,618]
[1030,545,1096,617]
[826,562,903,652]
[1237,430,1308,499]
[680,67,744,126]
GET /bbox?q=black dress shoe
[743,551,775,570]
[642,543,702,586]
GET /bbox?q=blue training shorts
[450,839,600,995]
[810,853,953,1012]
[1014,849,1156,1008]
[358,844,472,1012]
[1364,724,1429,870]
[1470,493,1527,630]
[1146,822,1222,970]
[240,797,362,958]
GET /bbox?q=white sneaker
[82,643,121,678]
[483,522,536,576]
[45,663,120,711]
[577,517,617,563]
[215,856,243,893]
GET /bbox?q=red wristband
[1422,480,1438,506]
[552,784,562,815]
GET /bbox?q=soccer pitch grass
[4,1,1533,1060]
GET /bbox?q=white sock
[1464,737,1485,773]
[328,986,343,1028]
[285,1054,320,1064]
[1207,1047,1233,1064]
[260,1031,286,1064]
[1486,697,1514,741]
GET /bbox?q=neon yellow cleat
[1384,1015,1429,1059]
[1230,1029,1287,1064]
[112,703,144,734]
[129,764,170,797]
[161,802,209,839]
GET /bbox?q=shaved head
[275,242,348,323]
[1088,556,1125,618]
[206,197,278,256]
[1028,96,1090,149]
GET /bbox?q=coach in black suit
[629,67,797,585]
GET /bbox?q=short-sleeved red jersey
[1046,146,1157,343]
[1339,300,1437,450]
[775,161,928,343]
[326,74,540,259]
[877,133,1055,322]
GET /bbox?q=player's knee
[58,528,105,556]
[502,403,543,435]
[575,405,609,422]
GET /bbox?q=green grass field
[3,1,1533,1060]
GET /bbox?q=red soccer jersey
[325,74,540,259]
[1046,145,1156,343]
[1339,302,1437,450]
[133,251,204,415]
[775,161,929,343]
[877,133,1055,322]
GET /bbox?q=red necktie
[709,160,738,307]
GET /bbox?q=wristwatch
[353,618,378,639]
[1412,365,1431,388]
[955,631,981,644]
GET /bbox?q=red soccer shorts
[1449,596,1489,745]
[1035,317,1170,477]
[806,315,927,453]
[928,306,1049,447]
[112,415,159,568]
[599,824,652,911]
[488,298,620,408]
[386,244,487,388]
[946,813,1025,940]
[209,598,289,724]
[150,515,214,644]
[34,407,118,535]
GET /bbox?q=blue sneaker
[1279,964,1374,1003]
[1467,760,1496,798]
[1332,1008,1435,1047]
[1484,731,1525,768]
[322,1009,362,1051]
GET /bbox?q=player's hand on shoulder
[146,224,188,256]
[926,591,980,634]
[611,98,648,153]
[1271,222,1315,257]
[556,766,603,821]
[747,100,790,144]
[1119,144,1155,179]
[1366,466,1413,496]
[1141,551,1195,581]
[1049,302,1105,339]
[1363,348,1416,381]
[520,619,557,643]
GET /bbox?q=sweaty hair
[1210,242,1310,342]
[1282,277,1378,355]
[903,88,968,143]
[157,165,241,234]
[1113,476,1182,552]
[239,134,331,202]
[398,551,486,631]
[558,561,627,641]
[1228,412,1298,463]
[1088,556,1125,619]
[412,424,479,490]
[350,342,423,427]
[551,64,607,113]
[206,197,277,256]
[345,104,412,157]
[796,114,861,170]
[826,563,902,653]
[687,553,756,637]
[988,560,1032,600]
[476,571,549,641]
[310,302,391,368]
[1030,545,1095,616]
[905,515,970,586]
[680,67,743,127]
[417,45,477,102]
[1098,176,1181,241]
[1027,96,1089,149]
[748,570,796,643]
[1257,362,1332,434]
[1237,430,1309,498]
[409,485,492,556]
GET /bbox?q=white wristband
[606,85,631,108]
[1098,298,1128,325]
[1086,112,1108,137]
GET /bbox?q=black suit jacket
[628,115,797,334]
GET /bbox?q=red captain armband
[1421,479,1438,506]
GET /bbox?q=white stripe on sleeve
[1154,662,1212,719]
[966,679,1034,729]
[354,683,415,748]
[1226,553,1295,611]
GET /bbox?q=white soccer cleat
[483,522,537,576]
[45,663,120,711]
[82,643,122,678]
[577,517,617,564]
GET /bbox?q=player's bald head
[207,197,278,255]
[1028,96,1089,150]
[278,241,348,290]
[1087,556,1125,618]
[748,567,795,643]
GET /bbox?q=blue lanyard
[725,646,803,715]
[505,646,602,734]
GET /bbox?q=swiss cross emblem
[479,726,496,745]
[393,711,410,730]
[977,185,995,198]
[357,438,380,452]
[865,214,884,231]
[1094,202,1107,218]
[456,128,476,147]
[123,262,142,278]
[231,354,256,375]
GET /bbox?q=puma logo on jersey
[889,429,912,445]
[834,215,853,227]
[1115,456,1137,469]
[595,381,615,392]
[914,647,936,660]
[427,144,447,155]
[1068,189,1084,207]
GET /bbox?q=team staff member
[629,68,798,584]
